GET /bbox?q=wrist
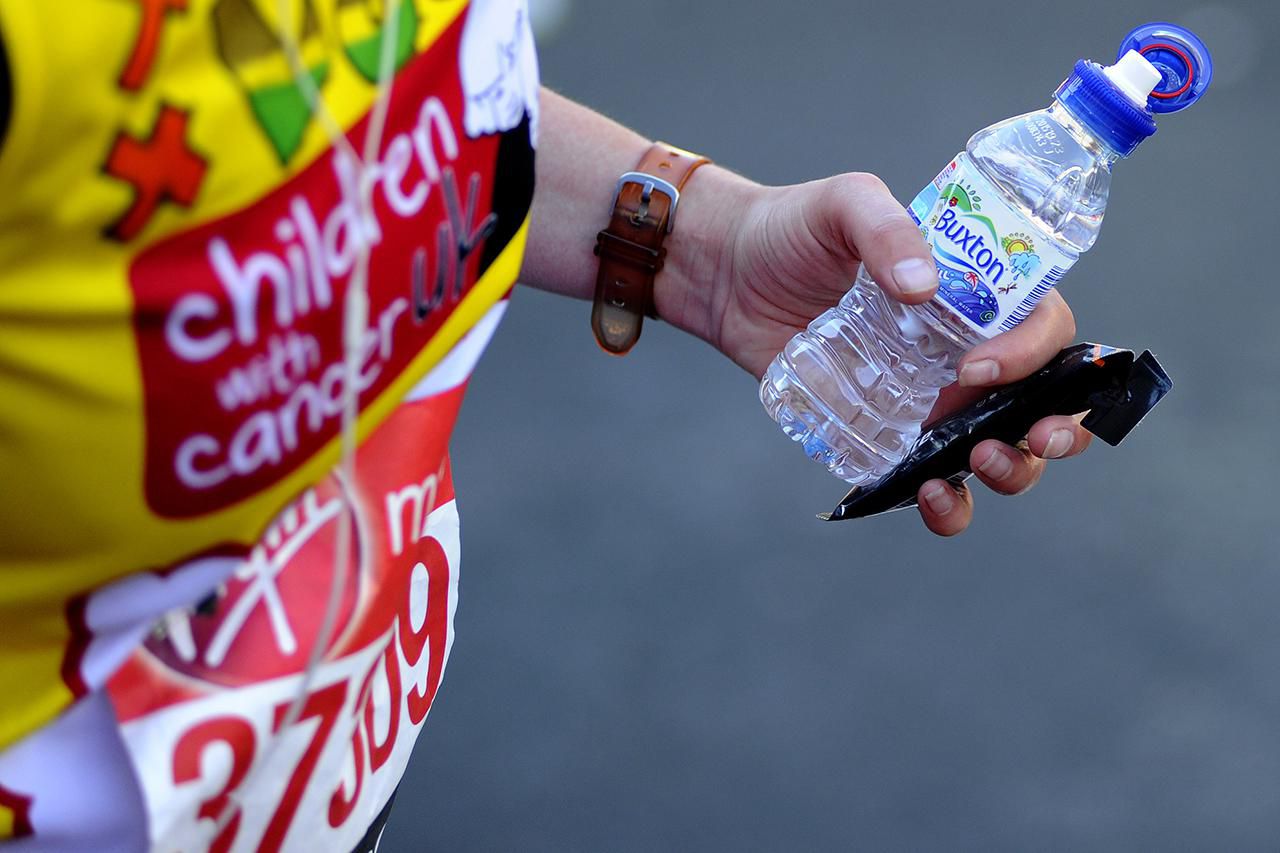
[653,163,761,347]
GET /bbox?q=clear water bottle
[760,23,1212,484]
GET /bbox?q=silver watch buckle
[611,171,681,233]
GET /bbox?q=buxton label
[908,153,1076,338]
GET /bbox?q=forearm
[518,88,760,345]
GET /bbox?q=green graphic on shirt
[337,0,420,82]
[244,64,329,163]
[213,0,329,164]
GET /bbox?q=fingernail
[959,359,1000,387]
[892,258,938,296]
[977,449,1014,482]
[922,483,954,515]
[1044,429,1074,459]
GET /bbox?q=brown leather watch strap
[591,142,710,354]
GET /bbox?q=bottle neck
[1047,101,1123,167]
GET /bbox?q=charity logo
[128,15,508,517]
[212,0,423,163]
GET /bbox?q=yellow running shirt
[0,0,538,848]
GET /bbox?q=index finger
[955,290,1076,388]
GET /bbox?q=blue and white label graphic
[908,155,1077,338]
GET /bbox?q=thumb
[818,172,938,304]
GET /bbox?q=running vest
[0,0,537,847]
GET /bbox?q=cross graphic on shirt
[103,104,208,242]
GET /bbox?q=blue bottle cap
[1053,22,1212,157]
[1054,61,1157,157]
[1117,22,1213,114]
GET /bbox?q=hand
[659,170,1091,537]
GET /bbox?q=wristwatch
[591,142,710,354]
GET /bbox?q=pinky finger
[917,478,974,537]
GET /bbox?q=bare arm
[515,87,1091,537]
[518,88,757,349]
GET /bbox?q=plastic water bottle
[759,23,1212,484]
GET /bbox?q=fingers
[964,414,1093,495]
[822,173,937,304]
[1027,414,1093,460]
[917,478,974,536]
[956,290,1076,388]
[968,416,1091,497]
[970,439,1045,496]
[920,414,1093,536]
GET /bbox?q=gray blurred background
[384,1,1278,849]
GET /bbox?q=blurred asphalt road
[384,1,1280,849]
